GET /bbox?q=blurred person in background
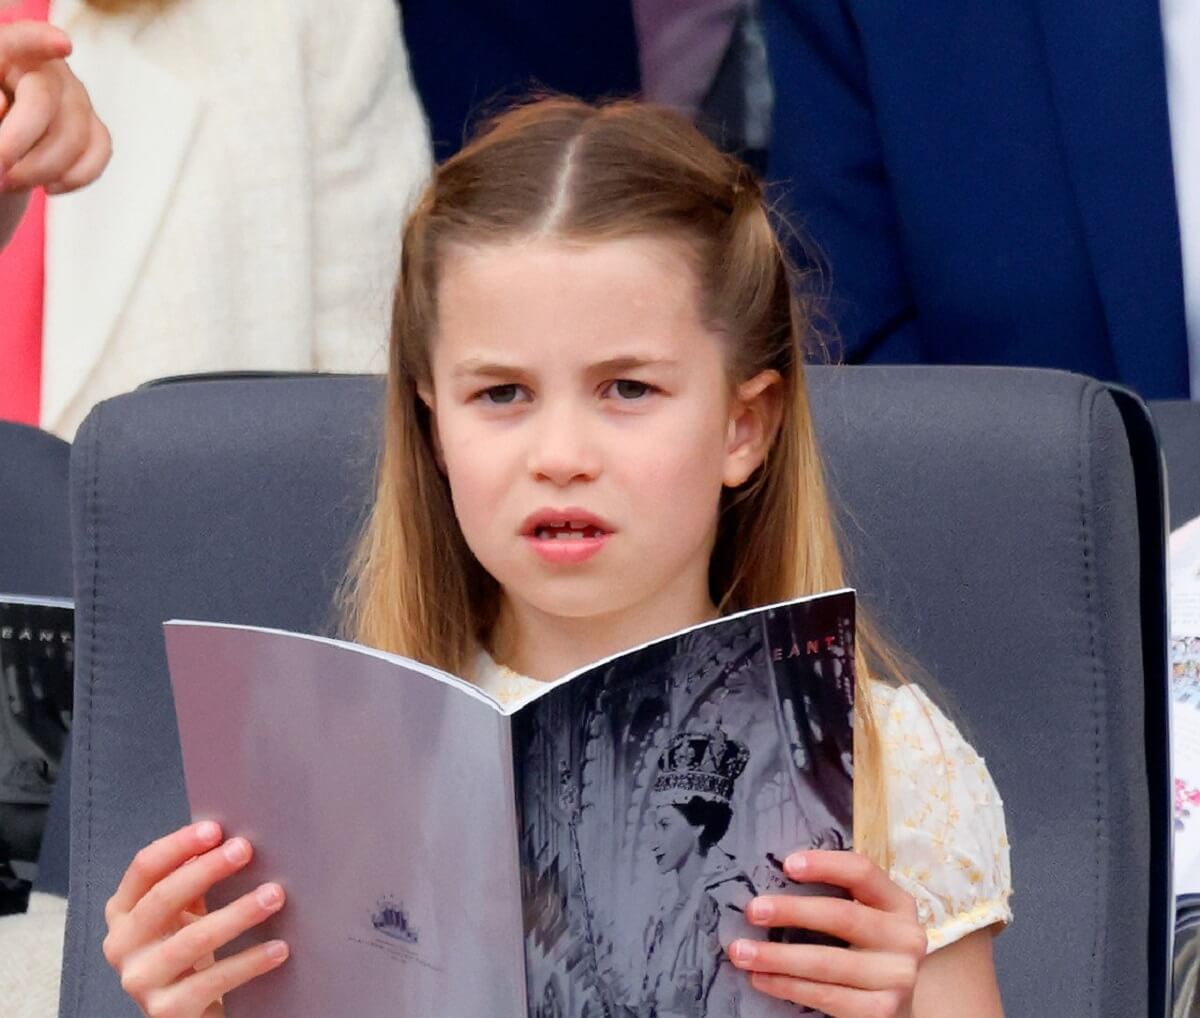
[762,0,1197,400]
[1,14,110,435]
[397,0,774,172]
[2,0,430,440]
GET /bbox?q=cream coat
[42,0,431,437]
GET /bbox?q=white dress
[475,656,1013,954]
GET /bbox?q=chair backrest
[0,421,71,598]
[59,368,1168,1018]
[808,369,1169,1018]
[1150,400,1200,528]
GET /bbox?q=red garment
[0,0,53,426]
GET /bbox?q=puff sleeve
[872,682,1013,952]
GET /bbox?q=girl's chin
[511,593,630,622]
[491,572,632,620]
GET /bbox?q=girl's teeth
[569,520,588,530]
[534,526,600,540]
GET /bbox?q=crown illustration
[372,897,419,944]
[651,716,749,807]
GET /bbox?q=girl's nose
[526,402,601,486]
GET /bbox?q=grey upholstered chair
[0,421,71,599]
[1151,401,1200,528]
[58,368,1169,1017]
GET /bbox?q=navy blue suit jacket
[763,0,1190,398]
[400,1,640,161]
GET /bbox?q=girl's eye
[605,379,655,401]
[478,384,527,405]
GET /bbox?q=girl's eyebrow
[591,355,679,374]
[451,359,530,379]
[451,355,679,378]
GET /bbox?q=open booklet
[165,589,855,1018]
[0,595,73,915]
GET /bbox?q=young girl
[100,98,1012,1017]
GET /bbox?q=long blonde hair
[341,97,895,865]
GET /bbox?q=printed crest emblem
[371,896,419,944]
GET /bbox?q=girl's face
[426,236,776,639]
[649,804,702,874]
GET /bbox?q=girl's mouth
[521,510,614,564]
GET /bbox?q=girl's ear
[418,387,448,473]
[723,370,783,488]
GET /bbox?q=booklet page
[166,623,526,1018]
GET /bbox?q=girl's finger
[745,893,926,954]
[47,114,111,194]
[3,100,90,190]
[784,850,918,916]
[106,822,223,921]
[728,939,919,992]
[0,22,71,70]
[750,971,901,1018]
[105,835,254,967]
[143,939,290,1016]
[120,882,286,993]
[0,71,58,170]
[178,906,216,970]
[121,837,256,948]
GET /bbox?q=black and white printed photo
[514,594,855,1017]
[0,598,73,914]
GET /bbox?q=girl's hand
[102,821,290,1018]
[728,850,926,1018]
[0,20,111,194]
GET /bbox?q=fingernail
[195,821,221,844]
[223,838,250,864]
[729,940,757,965]
[785,852,808,877]
[265,940,289,961]
[747,898,774,924]
[256,883,283,909]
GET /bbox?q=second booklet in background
[166,589,854,1018]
